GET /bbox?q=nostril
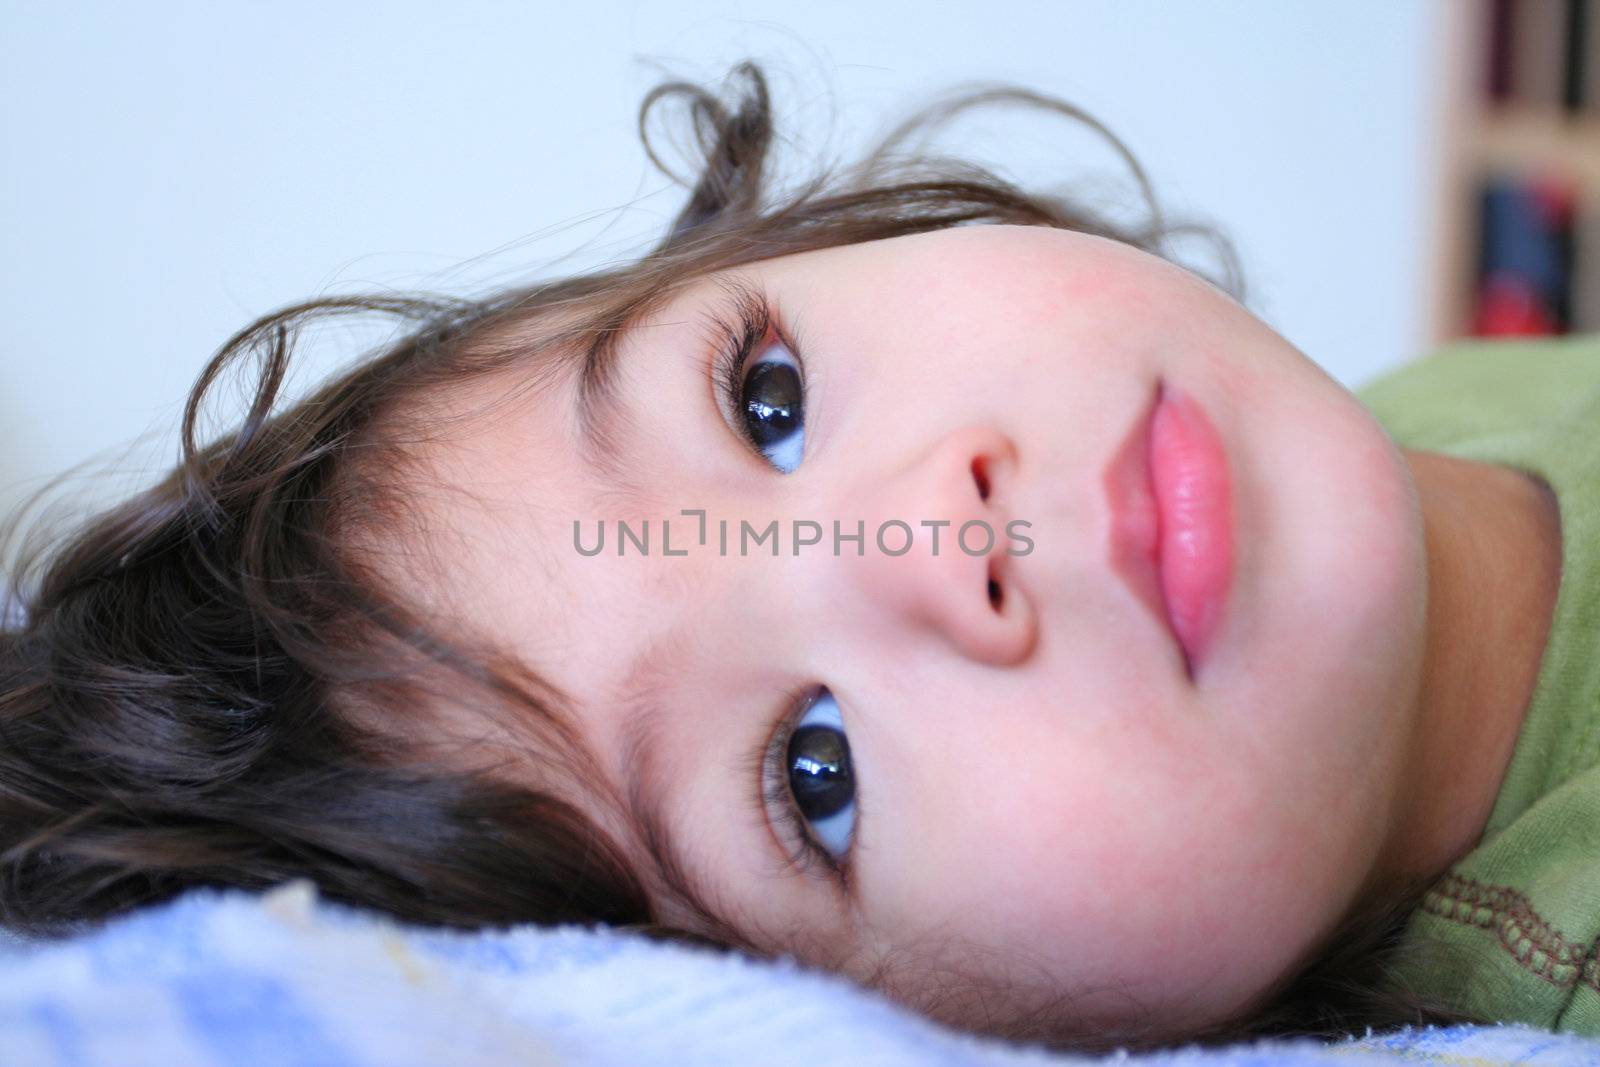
[972,457,991,502]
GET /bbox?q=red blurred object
[1529,176,1578,230]
[1474,272,1559,336]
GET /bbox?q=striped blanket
[1,879,1596,1066]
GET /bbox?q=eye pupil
[742,361,802,448]
[787,723,853,821]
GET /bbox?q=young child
[1,60,1594,1053]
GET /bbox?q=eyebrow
[614,625,743,942]
[570,269,762,502]
[572,307,637,491]
[571,285,694,498]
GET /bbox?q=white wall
[1,0,1448,530]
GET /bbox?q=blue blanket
[1,880,1596,1066]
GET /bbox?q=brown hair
[0,61,1476,1051]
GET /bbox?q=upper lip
[1104,381,1172,648]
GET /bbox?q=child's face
[405,224,1426,1038]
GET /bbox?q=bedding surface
[0,880,1597,1067]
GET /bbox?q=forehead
[372,310,757,919]
[374,303,708,747]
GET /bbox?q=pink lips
[1106,381,1235,680]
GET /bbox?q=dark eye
[786,688,855,857]
[739,346,804,473]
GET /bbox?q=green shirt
[1354,332,1600,1034]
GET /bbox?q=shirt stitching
[1421,873,1600,994]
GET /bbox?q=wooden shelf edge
[1467,109,1600,189]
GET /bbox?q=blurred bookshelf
[1431,0,1600,345]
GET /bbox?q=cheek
[883,713,1363,1032]
[888,236,1152,385]
[1219,378,1426,863]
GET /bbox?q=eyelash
[745,683,853,889]
[706,279,803,454]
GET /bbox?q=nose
[836,424,1037,666]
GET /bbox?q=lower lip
[1148,383,1235,677]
